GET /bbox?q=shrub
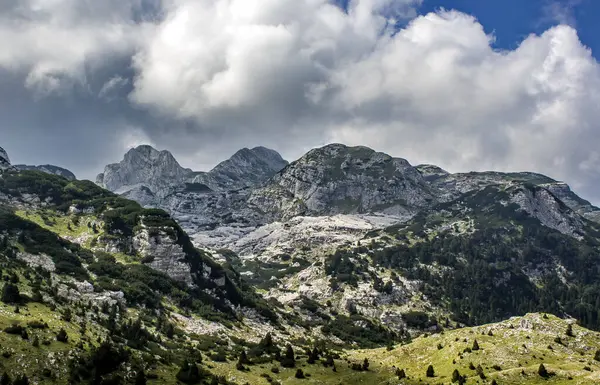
[566,324,574,337]
[426,365,435,377]
[56,328,68,343]
[396,368,406,379]
[295,369,305,379]
[1,283,20,303]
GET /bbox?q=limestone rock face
[132,228,194,285]
[96,145,191,195]
[190,146,288,191]
[96,143,600,253]
[509,186,584,238]
[14,164,76,180]
[0,146,13,171]
[249,144,434,220]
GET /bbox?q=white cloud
[0,0,152,93]
[99,76,130,101]
[2,0,600,202]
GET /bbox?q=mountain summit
[15,164,76,180]
[0,146,12,171]
[190,146,288,191]
[96,145,191,194]
[249,143,434,219]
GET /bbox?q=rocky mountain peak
[0,146,15,172]
[190,146,288,191]
[96,145,191,194]
[415,164,450,181]
[248,144,434,219]
[15,164,76,180]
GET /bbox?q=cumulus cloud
[2,0,600,203]
[0,0,154,94]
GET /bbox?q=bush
[1,283,20,303]
[396,368,406,379]
[295,369,305,379]
[403,311,436,328]
[4,324,24,335]
[426,365,435,377]
[56,328,68,343]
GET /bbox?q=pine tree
[281,344,296,368]
[294,369,305,379]
[396,368,406,379]
[238,350,250,365]
[472,339,480,351]
[177,360,201,383]
[538,363,549,378]
[362,358,369,371]
[0,373,10,385]
[452,369,461,383]
[426,364,435,377]
[135,369,147,385]
[594,349,600,362]
[1,283,20,304]
[566,324,574,337]
[476,364,486,379]
[63,308,72,322]
[307,347,319,364]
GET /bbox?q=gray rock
[14,164,76,180]
[189,146,288,191]
[96,145,192,195]
[132,228,194,285]
[0,146,14,171]
[249,143,434,220]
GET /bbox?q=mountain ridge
[1,143,600,383]
[14,164,76,180]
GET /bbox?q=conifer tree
[426,365,435,377]
[281,344,296,368]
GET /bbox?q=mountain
[96,143,600,335]
[190,146,288,191]
[14,164,76,180]
[96,145,192,195]
[0,146,12,171]
[248,144,434,220]
[2,143,600,383]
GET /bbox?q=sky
[2,0,600,203]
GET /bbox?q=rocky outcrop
[0,146,13,171]
[15,164,76,180]
[96,145,192,195]
[190,147,288,191]
[132,228,194,284]
[96,143,600,253]
[509,185,584,238]
[249,144,434,220]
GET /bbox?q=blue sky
[419,0,599,57]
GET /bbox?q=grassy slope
[349,313,600,385]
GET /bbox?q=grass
[15,209,102,248]
[348,313,600,384]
